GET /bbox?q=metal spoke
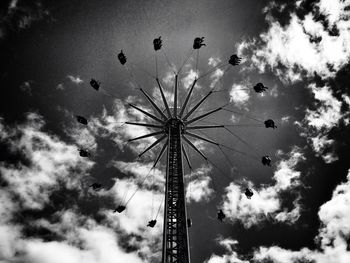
[129,103,165,124]
[182,144,192,170]
[182,135,208,162]
[156,78,172,118]
[186,125,224,130]
[140,88,168,120]
[178,78,197,118]
[174,74,178,116]
[128,131,164,142]
[185,106,223,125]
[153,139,168,168]
[125,122,164,129]
[139,134,167,158]
[184,131,219,146]
[183,90,213,121]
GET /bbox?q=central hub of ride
[165,118,185,134]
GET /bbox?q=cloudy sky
[1,0,350,262]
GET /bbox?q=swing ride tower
[126,70,225,263]
[122,46,245,262]
[163,116,189,263]
[91,37,271,263]
[77,36,276,263]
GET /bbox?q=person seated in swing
[193,37,206,49]
[153,36,162,51]
[187,218,192,228]
[114,205,126,213]
[118,50,127,65]
[229,54,242,66]
[264,119,277,129]
[76,115,88,125]
[90,79,100,90]
[245,188,254,199]
[89,183,102,191]
[147,219,157,228]
[217,209,226,221]
[262,156,272,166]
[253,83,268,93]
[78,149,91,157]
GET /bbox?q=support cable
[178,48,194,74]
[222,108,265,123]
[224,127,261,159]
[124,165,154,205]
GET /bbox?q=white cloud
[240,0,350,82]
[0,114,160,263]
[207,171,350,262]
[229,83,250,109]
[186,165,214,203]
[208,57,225,89]
[205,238,249,263]
[91,99,157,155]
[221,147,304,228]
[67,75,84,85]
[0,113,94,210]
[181,69,199,90]
[252,169,350,263]
[305,84,343,131]
[302,84,346,163]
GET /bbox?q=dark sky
[1,0,350,263]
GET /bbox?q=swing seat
[245,188,253,199]
[228,54,242,66]
[147,219,157,227]
[78,149,90,157]
[217,210,226,221]
[118,50,127,65]
[76,115,88,125]
[264,119,277,129]
[114,205,126,213]
[262,156,272,166]
[89,183,102,191]
[90,79,100,90]
[193,37,206,49]
[253,83,268,93]
[153,36,162,51]
[187,218,192,228]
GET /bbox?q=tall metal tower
[125,72,224,263]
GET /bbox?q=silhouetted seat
[253,83,268,93]
[245,188,254,199]
[78,149,91,157]
[114,205,126,213]
[90,79,100,91]
[153,36,162,51]
[76,115,88,125]
[264,119,277,129]
[147,220,157,228]
[262,156,272,166]
[187,218,192,228]
[193,37,206,49]
[89,183,102,191]
[217,209,226,222]
[118,50,127,65]
[228,54,242,66]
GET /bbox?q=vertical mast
[162,119,190,263]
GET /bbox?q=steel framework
[126,73,222,263]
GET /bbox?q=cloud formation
[221,147,304,228]
[240,0,350,82]
[207,170,350,262]
[0,113,163,262]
